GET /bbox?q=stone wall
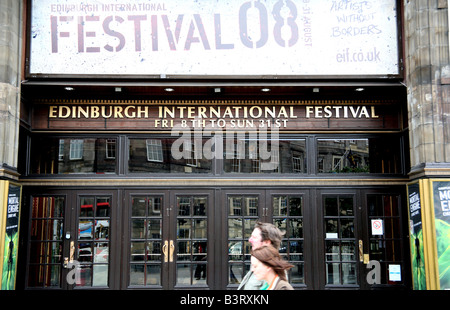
[0,0,22,177]
[404,0,450,177]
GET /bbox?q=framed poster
[0,181,22,290]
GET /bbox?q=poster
[432,181,450,290]
[28,0,400,77]
[407,182,427,290]
[1,182,21,290]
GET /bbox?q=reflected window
[128,138,212,173]
[224,135,306,174]
[70,139,83,160]
[146,139,163,162]
[31,137,117,174]
[317,137,402,174]
[106,139,116,159]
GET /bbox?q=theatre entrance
[20,187,409,290]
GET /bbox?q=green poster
[432,181,450,290]
[1,183,21,290]
[407,183,426,290]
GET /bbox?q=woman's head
[251,245,293,281]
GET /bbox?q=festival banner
[407,182,427,290]
[0,181,22,290]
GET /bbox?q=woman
[238,222,284,290]
[251,245,294,290]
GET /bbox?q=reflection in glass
[79,221,94,239]
[288,219,303,238]
[317,138,401,173]
[228,219,242,239]
[147,265,161,285]
[77,196,111,287]
[132,197,146,217]
[30,137,116,174]
[132,219,145,239]
[367,194,403,286]
[229,264,244,284]
[147,219,161,239]
[130,264,145,286]
[224,136,306,173]
[340,219,354,238]
[326,263,340,285]
[290,263,304,284]
[93,265,108,287]
[323,195,357,286]
[128,138,212,173]
[28,196,65,288]
[227,195,259,286]
[272,195,304,285]
[177,264,191,285]
[342,263,357,284]
[176,196,208,286]
[129,195,163,287]
[178,219,191,238]
[131,242,145,262]
[147,241,161,262]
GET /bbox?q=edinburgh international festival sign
[28,0,400,78]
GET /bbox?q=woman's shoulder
[274,279,294,290]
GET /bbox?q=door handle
[64,241,75,268]
[69,241,75,263]
[359,240,364,262]
[359,239,370,264]
[169,240,175,262]
[163,240,169,262]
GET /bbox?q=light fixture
[115,87,122,92]
[355,87,365,92]
[164,88,174,92]
[261,88,271,92]
[64,87,74,91]
[313,87,320,93]
[214,88,221,93]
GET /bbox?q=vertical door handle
[169,240,175,262]
[163,240,169,262]
[64,241,75,268]
[359,239,370,264]
[359,240,364,262]
[69,241,75,263]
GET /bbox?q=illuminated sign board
[28,0,400,78]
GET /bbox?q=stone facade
[0,0,22,180]
[404,0,450,178]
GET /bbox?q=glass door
[124,190,214,290]
[27,195,66,288]
[320,193,360,288]
[361,191,408,289]
[172,192,212,288]
[267,190,312,289]
[224,190,265,288]
[317,189,408,289]
[126,191,167,288]
[26,190,118,289]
